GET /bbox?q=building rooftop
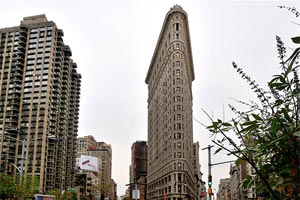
[22,14,48,25]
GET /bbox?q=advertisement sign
[79,155,99,172]
[35,194,55,200]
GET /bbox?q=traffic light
[9,164,12,172]
[208,175,212,187]
[208,187,212,195]
[200,191,205,198]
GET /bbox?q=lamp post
[0,132,56,182]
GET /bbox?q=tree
[92,173,111,198]
[0,173,38,199]
[47,189,78,200]
[205,8,300,200]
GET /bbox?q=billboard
[35,194,55,200]
[79,155,99,172]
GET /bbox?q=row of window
[24,86,47,93]
[29,36,52,43]
[28,42,51,49]
[28,47,51,54]
[29,30,52,39]
[27,63,49,70]
[27,57,50,65]
[148,171,186,197]
[27,51,51,59]
[25,69,49,75]
[24,80,48,86]
[30,26,52,33]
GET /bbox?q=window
[177,142,181,149]
[177,152,181,158]
[177,133,181,139]
[176,114,182,120]
[174,105,181,111]
[174,123,182,130]
[175,23,179,31]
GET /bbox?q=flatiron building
[0,14,81,192]
[146,5,197,200]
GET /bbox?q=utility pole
[125,180,139,200]
[134,179,138,200]
[19,139,25,182]
[202,145,236,200]
[202,145,213,200]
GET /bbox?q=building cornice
[145,5,195,84]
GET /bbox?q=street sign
[132,190,140,199]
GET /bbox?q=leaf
[282,109,292,123]
[214,147,223,154]
[285,47,300,68]
[291,36,300,44]
[293,131,300,137]
[222,122,232,127]
[252,114,262,121]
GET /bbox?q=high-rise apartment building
[146,5,197,199]
[96,142,113,197]
[0,15,81,192]
[129,141,147,200]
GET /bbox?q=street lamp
[0,131,57,182]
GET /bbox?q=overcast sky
[1,0,299,196]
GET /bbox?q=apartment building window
[30,33,37,38]
[28,49,36,54]
[38,43,44,48]
[28,44,36,49]
[30,28,38,33]
[29,39,37,43]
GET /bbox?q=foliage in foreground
[206,12,300,200]
[0,173,38,199]
[47,188,78,200]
